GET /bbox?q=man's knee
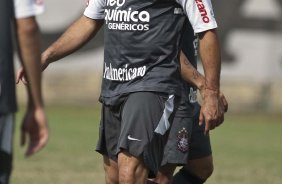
[185,156,214,181]
[149,164,176,184]
[172,156,214,183]
[189,163,213,181]
[118,151,148,184]
[103,156,118,184]
[200,163,213,181]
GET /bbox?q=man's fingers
[26,141,42,157]
[220,93,228,112]
[16,69,23,84]
[26,134,48,157]
[21,77,28,85]
[216,98,225,127]
[209,119,216,130]
[199,110,204,126]
[220,115,224,125]
[25,139,47,157]
[16,69,29,85]
[216,114,224,127]
[26,141,38,157]
[16,70,21,84]
[16,75,20,84]
[204,121,210,135]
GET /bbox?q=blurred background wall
[16,0,282,112]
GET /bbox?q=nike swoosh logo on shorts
[127,135,142,141]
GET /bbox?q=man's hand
[219,91,228,113]
[21,107,49,157]
[16,60,49,85]
[16,67,28,85]
[199,88,228,135]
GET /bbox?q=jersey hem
[99,86,181,105]
[194,23,218,34]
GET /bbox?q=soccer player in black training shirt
[17,0,224,183]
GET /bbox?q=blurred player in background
[17,0,224,183]
[0,0,48,183]
[149,20,228,184]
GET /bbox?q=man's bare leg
[103,156,119,184]
[147,155,213,184]
[148,163,176,184]
[185,156,214,181]
[172,155,214,184]
[118,150,148,184]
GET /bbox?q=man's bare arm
[198,29,221,90]
[180,29,221,92]
[41,16,104,69]
[197,29,224,134]
[180,50,227,134]
[180,51,228,109]
[16,16,104,83]
[16,17,43,108]
[16,16,48,156]
[180,51,205,91]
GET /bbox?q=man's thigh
[103,156,119,184]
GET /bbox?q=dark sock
[172,168,205,184]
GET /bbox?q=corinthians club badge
[177,128,189,153]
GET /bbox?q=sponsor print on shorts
[105,0,150,31]
[177,127,189,153]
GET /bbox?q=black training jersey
[175,20,199,117]
[84,0,217,105]
[0,0,16,114]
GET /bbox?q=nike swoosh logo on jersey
[127,135,142,141]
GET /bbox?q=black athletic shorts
[161,104,212,166]
[96,92,179,175]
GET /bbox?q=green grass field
[11,105,282,184]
